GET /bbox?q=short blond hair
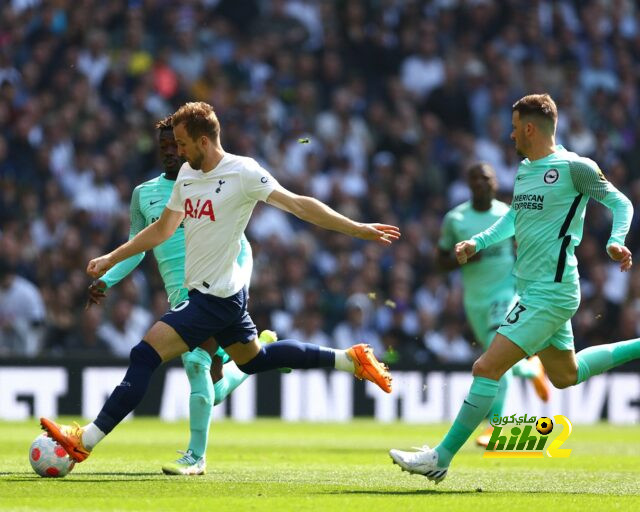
[172,102,220,141]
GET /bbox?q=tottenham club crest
[544,168,559,184]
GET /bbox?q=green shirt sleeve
[101,186,147,289]
[471,208,516,251]
[569,160,634,247]
[438,212,457,251]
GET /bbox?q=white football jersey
[166,153,277,297]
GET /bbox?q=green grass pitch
[1,418,638,511]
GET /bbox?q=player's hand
[607,243,633,272]
[455,240,477,265]
[86,280,107,309]
[87,255,114,279]
[356,223,401,245]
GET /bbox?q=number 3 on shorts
[171,300,190,312]
[504,302,526,325]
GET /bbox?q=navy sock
[237,339,335,374]
[94,341,162,434]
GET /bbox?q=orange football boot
[475,425,494,447]
[40,417,91,462]
[346,343,392,393]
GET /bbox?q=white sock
[334,350,355,373]
[82,422,106,450]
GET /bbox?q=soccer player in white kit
[41,101,399,464]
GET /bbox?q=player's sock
[81,422,106,450]
[93,341,162,436]
[511,359,537,379]
[182,348,214,460]
[435,377,499,468]
[575,338,640,384]
[213,361,250,405]
[334,350,355,372]
[237,340,335,374]
[488,369,511,419]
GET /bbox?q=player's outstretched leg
[236,340,392,393]
[390,376,499,482]
[41,340,163,462]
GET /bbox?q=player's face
[468,166,496,200]
[511,111,528,157]
[173,123,205,170]
[158,130,183,174]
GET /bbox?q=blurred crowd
[1,0,639,364]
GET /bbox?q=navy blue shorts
[160,287,257,350]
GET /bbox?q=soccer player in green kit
[437,162,550,447]
[391,93,637,483]
[87,116,267,475]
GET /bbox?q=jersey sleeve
[101,187,146,289]
[240,159,279,201]
[438,212,457,251]
[569,159,634,246]
[471,208,516,251]
[166,178,184,212]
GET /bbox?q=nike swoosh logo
[150,199,161,205]
[463,400,478,408]
[516,175,524,180]
[183,183,193,187]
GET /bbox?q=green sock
[213,362,250,406]
[182,348,214,459]
[435,377,499,468]
[576,338,640,384]
[512,359,537,379]
[488,369,512,419]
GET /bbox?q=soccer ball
[535,417,554,435]
[29,434,76,477]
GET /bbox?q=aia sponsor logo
[184,198,216,221]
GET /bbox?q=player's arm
[87,207,183,279]
[266,185,400,244]
[436,212,480,271]
[570,160,634,271]
[87,187,148,306]
[455,209,516,265]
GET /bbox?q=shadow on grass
[325,489,478,496]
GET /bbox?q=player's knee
[472,357,495,379]
[548,371,576,389]
[236,347,267,374]
[130,340,162,368]
[189,391,212,408]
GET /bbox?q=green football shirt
[472,146,634,283]
[101,174,252,307]
[439,199,515,301]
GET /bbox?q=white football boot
[162,450,206,475]
[389,445,448,483]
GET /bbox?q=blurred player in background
[437,162,550,447]
[391,93,638,483]
[41,101,398,465]
[86,116,270,475]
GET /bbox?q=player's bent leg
[477,369,512,447]
[536,346,578,389]
[472,333,528,379]
[574,337,640,385]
